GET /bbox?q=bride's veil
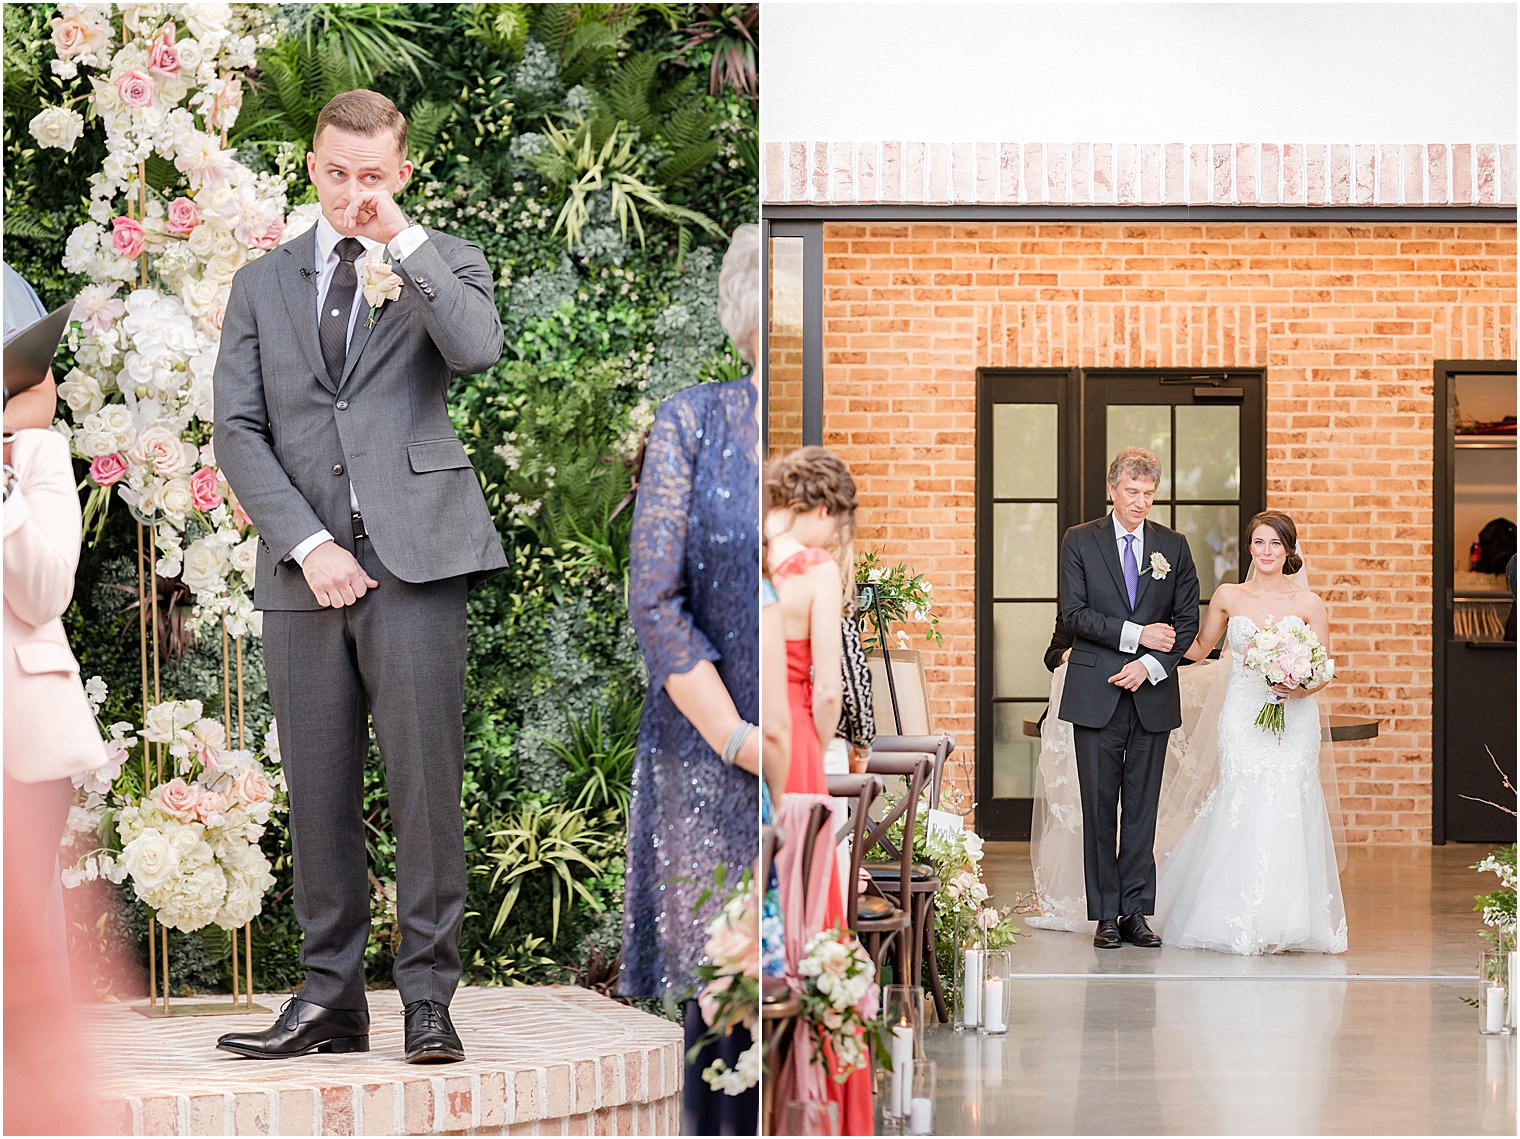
[1030,544,1347,929]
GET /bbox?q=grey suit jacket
[214,225,508,611]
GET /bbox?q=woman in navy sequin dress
[620,226,760,1135]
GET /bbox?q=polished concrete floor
[915,843,1517,1135]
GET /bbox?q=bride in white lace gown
[1153,511,1347,955]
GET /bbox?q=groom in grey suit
[213,90,506,1062]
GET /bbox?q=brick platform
[89,987,683,1136]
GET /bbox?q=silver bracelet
[721,721,755,766]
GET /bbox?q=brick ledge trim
[763,142,1518,208]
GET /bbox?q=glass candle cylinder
[905,1059,937,1135]
[954,940,984,1031]
[979,948,1014,1036]
[1478,949,1510,1036]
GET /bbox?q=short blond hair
[314,89,407,158]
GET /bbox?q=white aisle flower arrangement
[65,679,287,934]
[33,2,290,638]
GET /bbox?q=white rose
[173,36,203,74]
[186,222,218,260]
[120,828,178,892]
[99,405,138,448]
[181,536,230,594]
[75,427,118,458]
[142,698,201,743]
[30,105,85,152]
[184,4,231,42]
[228,536,258,576]
[159,477,194,526]
[181,276,220,317]
[58,370,105,416]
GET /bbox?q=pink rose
[89,453,129,487]
[155,777,199,820]
[51,16,107,59]
[115,70,156,109]
[229,496,252,531]
[148,25,180,77]
[111,216,146,259]
[166,196,200,235]
[129,427,188,476]
[194,789,228,823]
[251,218,285,250]
[857,981,880,1021]
[189,466,222,511]
[232,767,273,807]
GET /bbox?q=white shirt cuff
[1140,654,1168,685]
[387,225,428,261]
[1120,620,1142,655]
[290,529,334,566]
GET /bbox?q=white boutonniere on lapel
[359,250,403,329]
[1142,552,1171,580]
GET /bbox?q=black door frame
[1432,358,1518,844]
[974,368,1080,838]
[762,220,824,449]
[974,367,1266,840]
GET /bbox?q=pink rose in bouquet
[190,466,223,511]
[115,70,156,108]
[111,217,147,258]
[89,453,129,487]
[166,196,200,235]
[155,777,200,820]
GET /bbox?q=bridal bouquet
[691,875,761,1095]
[796,927,885,1082]
[1241,615,1335,734]
[62,680,285,933]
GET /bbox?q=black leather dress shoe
[216,996,369,1058]
[404,999,465,1063]
[1093,919,1123,949]
[1119,913,1163,948]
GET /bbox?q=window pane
[993,502,1058,598]
[1176,504,1239,599]
[767,237,804,455]
[994,601,1057,698]
[1105,404,1171,497]
[992,702,1044,799]
[993,404,1058,499]
[1174,406,1240,500]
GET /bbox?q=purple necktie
[1122,533,1139,608]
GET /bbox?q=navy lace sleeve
[628,392,722,692]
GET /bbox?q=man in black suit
[1057,447,1199,949]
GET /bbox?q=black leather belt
[351,511,368,541]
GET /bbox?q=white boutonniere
[359,251,403,328]
[1143,552,1171,579]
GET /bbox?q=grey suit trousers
[262,535,468,1011]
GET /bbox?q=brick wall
[819,221,1516,843]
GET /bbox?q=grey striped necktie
[319,237,365,386]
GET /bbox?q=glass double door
[976,369,1265,839]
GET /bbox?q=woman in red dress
[764,447,873,1136]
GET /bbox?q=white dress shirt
[289,215,430,565]
[1113,513,1168,686]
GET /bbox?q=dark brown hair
[1246,510,1303,575]
[314,89,407,158]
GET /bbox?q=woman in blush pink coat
[4,426,104,1136]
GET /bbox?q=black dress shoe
[216,996,369,1058]
[404,999,465,1063]
[1118,913,1163,948]
[1093,919,1123,949]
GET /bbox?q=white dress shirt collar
[314,214,384,268]
[1112,512,1145,552]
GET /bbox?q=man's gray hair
[717,223,759,363]
[1107,446,1162,488]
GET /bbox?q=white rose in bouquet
[159,477,195,526]
[30,105,86,151]
[120,827,177,891]
[98,405,139,449]
[58,371,106,416]
[181,536,230,594]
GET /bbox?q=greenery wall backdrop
[3,1,757,999]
